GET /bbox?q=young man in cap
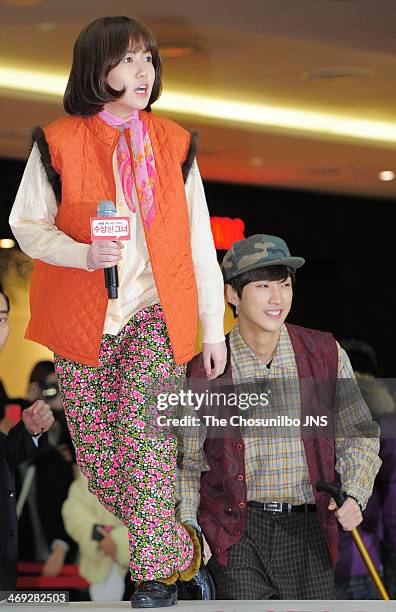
[178,234,381,600]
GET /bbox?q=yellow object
[351,528,390,600]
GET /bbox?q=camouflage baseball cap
[222,234,305,282]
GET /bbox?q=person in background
[0,282,54,590]
[335,340,396,599]
[36,368,78,576]
[17,364,77,576]
[0,287,28,432]
[26,360,55,403]
[1,360,53,434]
[62,470,131,601]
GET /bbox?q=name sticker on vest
[90,217,131,241]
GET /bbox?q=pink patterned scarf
[99,109,157,229]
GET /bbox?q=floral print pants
[54,304,194,581]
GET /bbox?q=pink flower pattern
[54,305,193,581]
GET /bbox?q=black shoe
[177,531,216,600]
[130,581,178,608]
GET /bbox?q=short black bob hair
[64,16,162,117]
[226,265,295,318]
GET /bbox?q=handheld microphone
[97,200,119,299]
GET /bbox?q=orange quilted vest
[26,112,198,366]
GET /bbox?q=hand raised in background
[22,400,54,435]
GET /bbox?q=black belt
[247,501,317,513]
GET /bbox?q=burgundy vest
[185,323,339,566]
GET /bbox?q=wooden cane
[316,480,390,601]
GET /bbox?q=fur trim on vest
[31,126,62,203]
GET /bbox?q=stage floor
[3,601,396,611]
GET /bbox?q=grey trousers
[207,506,336,600]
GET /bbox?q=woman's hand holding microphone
[87,240,124,271]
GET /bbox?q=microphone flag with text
[90,200,131,300]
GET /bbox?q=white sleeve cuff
[31,434,42,447]
[201,313,225,344]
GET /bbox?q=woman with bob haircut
[10,15,225,608]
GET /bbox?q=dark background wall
[2,158,396,376]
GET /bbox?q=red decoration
[17,562,89,589]
[210,217,245,250]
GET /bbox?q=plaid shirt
[177,324,381,524]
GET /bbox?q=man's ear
[225,283,239,307]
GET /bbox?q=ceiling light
[0,66,66,99]
[2,66,396,146]
[378,170,395,182]
[3,0,44,5]
[250,157,264,167]
[159,43,198,58]
[37,22,57,32]
[0,239,15,248]
[157,91,396,146]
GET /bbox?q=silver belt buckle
[265,501,282,513]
